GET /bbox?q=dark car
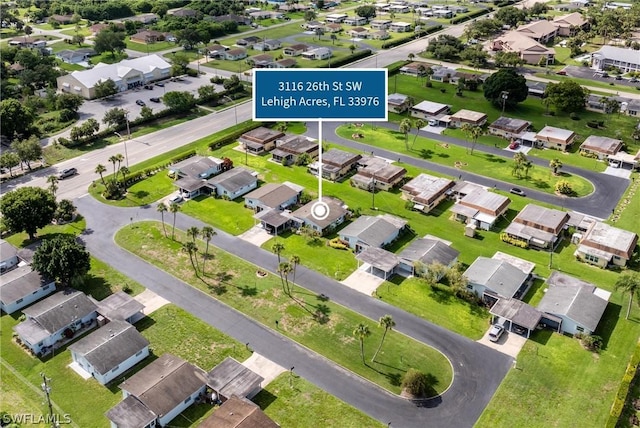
[510,188,526,197]
[135,99,146,106]
[58,168,77,179]
[150,97,161,103]
[144,85,153,90]
[509,141,520,150]
[155,82,165,87]
[556,70,567,76]
[615,75,623,80]
[631,77,638,83]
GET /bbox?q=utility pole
[371,175,376,209]
[41,372,55,426]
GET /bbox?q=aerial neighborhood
[2,0,640,427]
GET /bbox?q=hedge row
[329,49,373,68]
[450,8,494,25]
[606,342,640,428]
[381,25,443,49]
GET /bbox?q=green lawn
[201,49,353,73]
[254,373,386,427]
[115,222,454,395]
[180,195,256,235]
[91,173,177,208]
[0,366,49,427]
[535,72,640,95]
[3,216,86,248]
[125,39,177,53]
[60,26,91,37]
[335,124,594,197]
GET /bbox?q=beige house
[449,109,488,128]
[503,204,570,249]
[516,20,559,43]
[351,156,406,191]
[579,135,623,159]
[535,126,576,150]
[451,188,511,230]
[239,127,285,154]
[492,31,555,65]
[575,222,638,268]
[308,149,361,181]
[552,12,588,36]
[387,93,412,113]
[488,117,531,138]
[401,173,454,213]
[410,100,450,120]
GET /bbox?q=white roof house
[592,45,640,72]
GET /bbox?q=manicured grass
[201,49,353,73]
[3,216,87,248]
[180,195,257,235]
[254,373,386,428]
[335,124,594,197]
[91,173,176,208]
[115,222,454,395]
[60,27,91,37]
[48,41,93,53]
[610,172,640,232]
[125,39,176,53]
[89,51,128,65]
[219,23,304,46]
[535,72,640,95]
[84,257,145,300]
[0,366,49,426]
[376,277,490,340]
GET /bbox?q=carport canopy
[490,298,542,337]
[356,247,399,279]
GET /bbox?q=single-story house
[69,320,149,385]
[433,9,454,18]
[387,93,412,113]
[224,48,248,61]
[389,4,410,13]
[301,47,332,60]
[244,182,302,212]
[591,45,640,73]
[206,168,258,200]
[14,289,98,356]
[552,12,589,36]
[302,21,324,31]
[168,7,198,18]
[356,246,400,280]
[430,66,457,83]
[370,19,392,30]
[537,271,610,335]
[400,62,430,77]
[326,13,348,23]
[526,81,547,97]
[249,53,275,68]
[254,208,293,236]
[0,266,56,314]
[349,27,369,38]
[116,13,159,24]
[206,357,264,402]
[339,214,408,252]
[130,30,165,44]
[272,58,297,68]
[325,22,343,32]
[169,156,224,180]
[0,239,19,274]
[239,127,285,154]
[410,100,451,120]
[94,291,145,324]
[401,173,455,213]
[451,188,511,230]
[535,126,576,150]
[271,135,318,165]
[308,148,361,181]
[449,109,488,128]
[370,30,390,40]
[397,237,459,277]
[574,221,638,268]
[283,44,309,56]
[108,354,207,428]
[488,117,531,139]
[490,298,542,339]
[579,135,623,159]
[345,16,368,26]
[516,19,559,43]
[8,36,47,49]
[351,156,407,191]
[198,396,279,428]
[607,149,640,169]
[503,204,570,249]
[390,22,412,32]
[464,256,530,303]
[209,14,252,25]
[492,32,555,65]
[56,55,171,99]
[55,48,96,64]
[205,44,228,58]
[254,39,282,51]
[49,14,74,24]
[292,197,349,235]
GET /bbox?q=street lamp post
[113,113,130,168]
[501,91,509,114]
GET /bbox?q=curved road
[75,195,512,428]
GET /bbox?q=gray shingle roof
[490,298,542,330]
[340,214,407,248]
[207,168,257,194]
[95,291,144,321]
[398,238,459,267]
[0,266,53,304]
[356,247,399,272]
[206,357,264,400]
[21,289,98,335]
[244,183,299,209]
[292,197,348,229]
[199,396,279,428]
[69,320,149,375]
[106,395,157,428]
[464,257,528,298]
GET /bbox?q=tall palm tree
[408,52,415,61]
[272,242,285,264]
[412,119,426,148]
[289,255,300,290]
[372,315,396,362]
[47,175,58,197]
[119,166,129,190]
[522,160,533,179]
[278,262,292,296]
[187,226,199,243]
[114,153,125,173]
[549,158,563,175]
[95,164,107,185]
[201,226,216,274]
[353,323,371,364]
[182,241,198,274]
[157,203,168,238]
[169,202,180,240]
[108,155,118,175]
[615,272,640,320]
[461,123,483,155]
[399,118,412,150]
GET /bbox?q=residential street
[74,195,512,428]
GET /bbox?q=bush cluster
[500,233,529,248]
[449,8,494,25]
[606,344,640,427]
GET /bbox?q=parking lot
[563,65,640,88]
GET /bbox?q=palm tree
[119,166,129,190]
[372,315,396,362]
[201,226,216,274]
[549,158,563,175]
[461,123,483,155]
[272,242,285,264]
[412,119,426,149]
[289,255,300,288]
[408,52,415,61]
[349,44,356,54]
[522,160,533,179]
[95,164,107,185]
[114,153,125,173]
[47,175,58,197]
[187,226,199,243]
[330,34,337,45]
[169,202,180,240]
[278,262,292,296]
[157,203,168,237]
[108,155,118,175]
[182,241,199,274]
[399,118,412,150]
[353,323,371,364]
[615,272,640,320]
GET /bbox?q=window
[16,298,23,303]
[584,254,599,263]
[112,365,119,372]
[136,350,143,356]
[576,326,584,332]
[184,396,191,404]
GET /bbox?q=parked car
[556,70,567,75]
[509,141,519,149]
[488,324,505,342]
[510,188,526,197]
[150,97,161,103]
[144,85,153,90]
[155,82,165,87]
[630,77,638,83]
[168,194,183,204]
[58,168,77,179]
[615,75,623,80]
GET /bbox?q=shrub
[328,238,348,250]
[587,121,599,128]
[402,369,431,396]
[58,137,72,146]
[425,81,433,88]
[555,180,573,195]
[569,112,579,120]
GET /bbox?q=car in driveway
[510,188,526,197]
[58,168,78,179]
[150,97,161,103]
[135,99,146,106]
[155,82,165,87]
[508,141,520,150]
[168,194,183,204]
[488,324,505,342]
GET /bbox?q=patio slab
[477,327,527,359]
[134,289,169,316]
[238,225,273,246]
[242,352,287,390]
[341,267,385,296]
[603,167,632,179]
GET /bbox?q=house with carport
[283,44,309,56]
[244,182,302,212]
[574,221,638,268]
[206,357,264,402]
[224,48,248,61]
[199,396,279,428]
[387,93,412,113]
[537,271,610,335]
[503,204,569,249]
[488,117,531,139]
[464,256,531,304]
[449,109,487,128]
[14,289,98,356]
[396,237,459,277]
[308,149,361,181]
[390,22,412,32]
[239,127,285,154]
[400,62,430,77]
[94,291,145,324]
[339,214,407,253]
[0,239,19,273]
[451,188,511,230]
[489,298,542,339]
[410,100,450,120]
[370,19,392,30]
[69,320,149,385]
[206,168,258,200]
[302,47,332,60]
[535,126,576,150]
[351,156,407,191]
[401,173,454,213]
[0,266,56,314]
[579,135,623,160]
[107,354,207,428]
[292,197,349,235]
[271,135,318,166]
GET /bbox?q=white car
[168,194,183,204]
[488,324,505,342]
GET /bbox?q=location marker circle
[311,201,330,221]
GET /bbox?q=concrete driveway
[341,268,384,296]
[477,327,527,359]
[238,225,273,247]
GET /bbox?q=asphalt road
[75,195,513,428]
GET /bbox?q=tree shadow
[419,149,434,159]
[240,285,258,297]
[83,274,117,300]
[129,190,149,199]
[529,328,553,346]
[595,302,622,350]
[483,153,507,163]
[385,372,403,386]
[532,179,551,189]
[133,316,157,332]
[313,303,331,324]
[428,284,454,305]
[436,153,450,158]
